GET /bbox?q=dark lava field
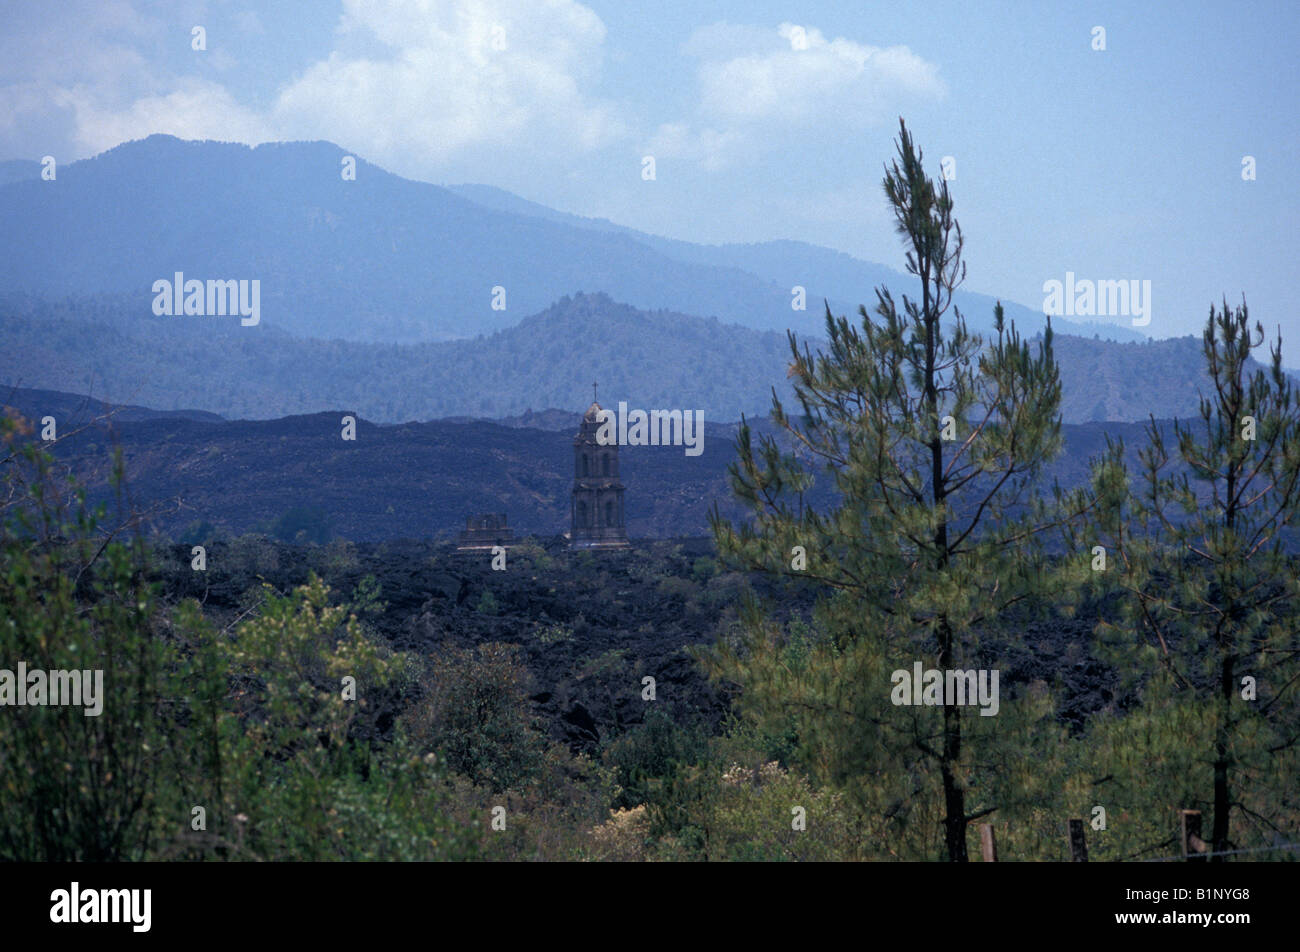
[150,534,1122,755]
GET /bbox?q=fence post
[1068,818,1089,862]
[1180,809,1208,861]
[980,823,997,862]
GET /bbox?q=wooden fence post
[980,823,997,862]
[1068,818,1089,862]
[1180,809,1208,861]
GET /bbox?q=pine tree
[708,119,1078,860]
[1082,300,1300,859]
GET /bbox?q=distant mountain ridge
[0,386,221,426]
[0,291,1280,425]
[0,134,1143,345]
[9,384,1160,542]
[446,182,1148,345]
[0,291,798,422]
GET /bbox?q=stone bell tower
[570,385,629,548]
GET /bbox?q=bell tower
[570,385,629,548]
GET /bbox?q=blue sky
[3,1,1296,359]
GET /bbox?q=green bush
[604,710,709,811]
[0,427,176,860]
[403,643,549,794]
[0,418,475,861]
[692,556,718,582]
[474,589,501,615]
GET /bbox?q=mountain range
[0,134,1143,345]
[3,134,1290,430]
[0,289,1281,426]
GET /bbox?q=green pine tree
[1080,299,1300,859]
[708,119,1082,861]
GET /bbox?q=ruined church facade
[570,401,629,548]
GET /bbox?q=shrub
[0,432,175,860]
[691,556,718,582]
[474,589,501,615]
[588,806,651,861]
[604,709,709,811]
[536,623,575,645]
[403,643,548,793]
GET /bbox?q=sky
[2,0,1296,360]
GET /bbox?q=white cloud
[0,1,167,157]
[270,0,623,167]
[65,79,272,153]
[659,21,946,170]
[646,122,744,172]
[1,0,623,173]
[3,6,941,188]
[700,24,944,124]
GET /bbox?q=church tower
[570,390,629,548]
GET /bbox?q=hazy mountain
[0,159,40,186]
[1049,333,1263,423]
[0,136,819,343]
[0,291,798,423]
[0,291,1280,426]
[0,134,1141,345]
[447,183,1147,344]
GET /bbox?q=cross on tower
[593,381,598,404]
